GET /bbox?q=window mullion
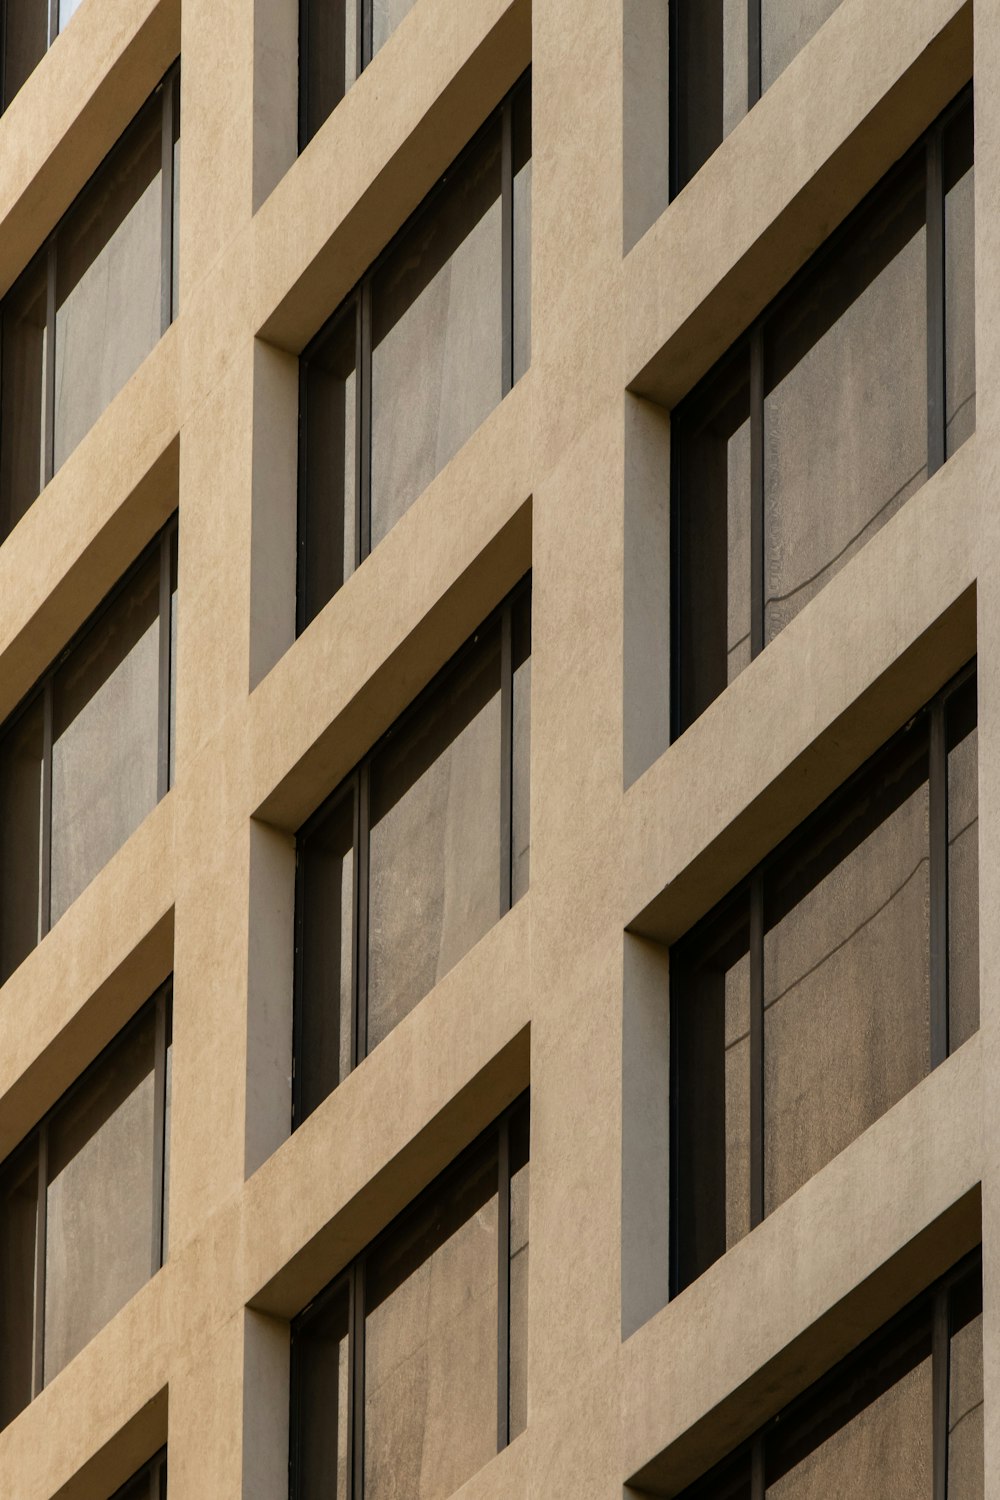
[750,326,764,659]
[351,1260,366,1500]
[748,0,762,110]
[156,529,172,801]
[932,1285,950,1500]
[501,95,514,398]
[32,1121,48,1398]
[930,696,949,1068]
[500,603,513,917]
[40,678,54,941]
[159,70,175,336]
[751,1432,766,1500]
[750,873,764,1229]
[496,1111,512,1451]
[44,240,56,488]
[355,763,370,1067]
[926,125,946,478]
[359,285,372,564]
[151,986,169,1274]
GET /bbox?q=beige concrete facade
[0,0,992,1496]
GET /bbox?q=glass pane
[171,74,180,321]
[58,0,84,30]
[671,0,748,193]
[674,350,751,732]
[371,0,418,58]
[0,255,47,541]
[303,301,358,625]
[293,1278,350,1500]
[365,1141,498,1500]
[0,694,44,985]
[945,101,976,458]
[371,120,502,547]
[299,788,355,1119]
[512,81,532,385]
[367,626,502,1052]
[949,1270,984,1500]
[948,673,978,1051]
[2,0,48,110]
[682,1452,753,1500]
[302,0,357,144]
[44,1006,157,1381]
[508,1101,529,1441]
[50,553,160,924]
[764,156,927,643]
[766,1312,932,1497]
[0,1139,38,1432]
[168,528,178,789]
[54,98,162,470]
[162,1026,172,1259]
[763,727,931,1214]
[761,0,842,92]
[511,591,531,904]
[671,896,751,1291]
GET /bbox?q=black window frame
[110,1446,168,1500]
[296,69,530,635]
[0,60,180,543]
[0,516,178,983]
[670,660,977,1297]
[293,575,530,1128]
[670,84,973,741]
[289,1093,529,1500]
[0,981,172,1429]
[678,1247,982,1498]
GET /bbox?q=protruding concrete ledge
[243,895,531,1318]
[0,326,180,724]
[0,1272,170,1500]
[626,438,978,944]
[250,376,534,831]
[624,1037,982,1494]
[254,0,531,352]
[625,0,971,408]
[0,795,175,1161]
[0,0,181,297]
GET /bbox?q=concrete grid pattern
[0,0,993,1496]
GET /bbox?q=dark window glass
[295,581,530,1124]
[670,1,840,195]
[291,1098,529,1500]
[677,1256,981,1499]
[299,75,530,630]
[0,987,171,1433]
[0,65,179,541]
[110,1448,168,1500]
[672,90,974,737]
[672,666,976,1292]
[0,521,176,986]
[300,0,428,148]
[1,0,48,111]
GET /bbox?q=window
[670,0,846,193]
[298,74,531,630]
[672,89,974,735]
[111,1449,168,1500]
[301,0,491,146]
[0,985,171,1432]
[0,63,180,543]
[671,665,976,1294]
[295,580,530,1123]
[0,519,177,985]
[290,1097,529,1500]
[0,0,93,113]
[677,1251,982,1499]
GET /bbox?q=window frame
[0,60,179,539]
[0,982,172,1426]
[678,1247,982,1498]
[1,0,86,114]
[669,85,973,741]
[669,659,977,1297]
[0,516,177,981]
[289,1093,529,1500]
[293,575,530,1127]
[110,1446,168,1500]
[296,70,530,635]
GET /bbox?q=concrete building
[0,0,990,1496]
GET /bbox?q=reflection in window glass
[0,988,171,1434]
[295,583,529,1123]
[299,76,530,628]
[1,0,48,110]
[290,1100,528,1500]
[672,668,975,1292]
[0,256,47,539]
[678,1257,981,1500]
[50,554,160,924]
[672,91,974,736]
[0,522,176,982]
[760,0,841,92]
